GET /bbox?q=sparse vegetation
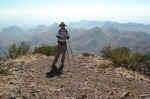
[101,46,150,75]
[33,45,57,56]
[110,47,131,65]
[128,52,150,70]
[82,52,94,57]
[101,46,112,58]
[8,42,30,59]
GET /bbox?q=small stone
[64,97,75,99]
[109,91,114,96]
[31,90,40,93]
[120,91,129,98]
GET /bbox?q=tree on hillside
[18,42,30,56]
[8,43,18,59]
[8,42,30,59]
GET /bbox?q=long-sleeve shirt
[56,28,69,42]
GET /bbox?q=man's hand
[66,36,70,39]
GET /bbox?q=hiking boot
[46,64,58,78]
[51,64,58,73]
[46,71,55,78]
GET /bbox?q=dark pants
[52,41,67,65]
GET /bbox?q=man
[51,22,70,73]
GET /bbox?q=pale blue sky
[0,0,150,7]
[0,0,150,27]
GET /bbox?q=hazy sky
[0,0,150,27]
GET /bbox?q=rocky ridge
[0,54,150,99]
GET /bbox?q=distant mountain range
[0,20,150,55]
[73,26,150,54]
[70,20,150,33]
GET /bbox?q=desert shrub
[17,42,30,56]
[82,52,94,57]
[129,53,150,70]
[8,44,18,59]
[109,47,131,65]
[33,45,57,56]
[101,46,112,58]
[101,47,149,66]
[101,46,150,75]
[8,42,30,59]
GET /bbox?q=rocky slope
[0,54,150,99]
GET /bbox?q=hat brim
[59,24,66,27]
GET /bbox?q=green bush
[82,52,94,57]
[8,42,30,59]
[106,47,131,65]
[101,47,149,66]
[129,53,150,70]
[8,44,18,59]
[101,46,112,58]
[18,42,30,56]
[101,46,150,75]
[33,45,57,56]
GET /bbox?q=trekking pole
[67,28,74,58]
[66,47,71,66]
[66,28,74,66]
[67,39,73,56]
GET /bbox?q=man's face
[60,25,65,29]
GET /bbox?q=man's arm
[56,29,61,38]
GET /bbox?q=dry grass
[10,54,44,64]
[115,67,150,81]
[96,59,113,68]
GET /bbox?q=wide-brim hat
[59,22,66,27]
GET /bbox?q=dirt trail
[0,55,150,99]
